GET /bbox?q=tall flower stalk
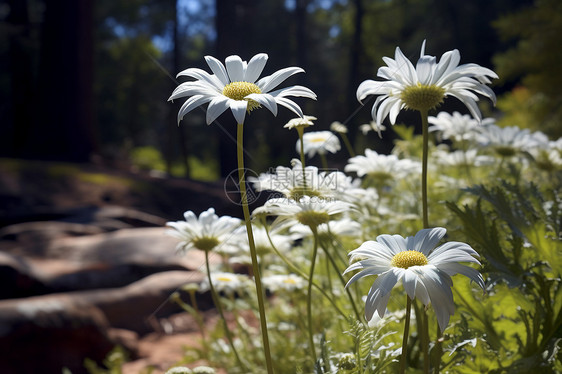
[170,53,316,373]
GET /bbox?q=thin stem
[307,226,320,365]
[205,251,245,369]
[341,132,356,157]
[420,109,429,229]
[236,123,274,374]
[433,325,443,374]
[297,127,308,190]
[320,152,329,169]
[322,238,363,323]
[399,296,413,374]
[262,222,348,318]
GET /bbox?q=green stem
[307,226,320,365]
[263,222,348,318]
[399,296,413,374]
[237,123,274,374]
[322,238,363,323]
[341,132,356,157]
[433,324,443,374]
[205,251,245,369]
[420,109,429,229]
[297,127,308,190]
[320,153,329,169]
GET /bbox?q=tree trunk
[32,0,95,161]
[346,0,364,145]
[5,0,33,158]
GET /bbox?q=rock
[2,227,214,294]
[0,270,211,373]
[0,297,114,374]
[0,252,47,299]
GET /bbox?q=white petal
[416,55,436,85]
[419,268,455,332]
[436,262,485,290]
[429,241,479,261]
[225,55,245,82]
[274,97,304,118]
[229,99,248,124]
[257,67,304,93]
[269,85,317,100]
[176,67,224,90]
[206,96,230,124]
[412,227,447,255]
[246,93,278,116]
[376,234,407,255]
[402,269,419,300]
[204,55,230,86]
[244,53,268,83]
[177,95,213,124]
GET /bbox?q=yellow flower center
[400,83,446,111]
[391,250,428,269]
[296,211,330,228]
[309,137,327,143]
[192,236,220,252]
[283,278,297,285]
[222,81,262,111]
[216,276,234,282]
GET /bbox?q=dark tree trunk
[31,0,95,162]
[165,0,190,177]
[5,0,33,158]
[346,0,364,145]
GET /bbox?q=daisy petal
[244,53,269,83]
[225,55,245,82]
[205,55,230,86]
[257,67,304,93]
[206,96,230,124]
[229,99,248,124]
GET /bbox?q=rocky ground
[0,158,244,374]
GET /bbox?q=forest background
[1,0,561,182]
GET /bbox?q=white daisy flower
[169,53,317,125]
[237,224,294,257]
[356,40,498,124]
[290,217,363,240]
[262,274,307,292]
[330,121,348,134]
[253,195,352,229]
[284,115,317,130]
[359,121,386,138]
[199,271,251,296]
[296,131,341,158]
[432,148,494,167]
[166,208,243,253]
[344,227,484,331]
[476,124,549,158]
[344,148,420,181]
[249,159,352,200]
[428,111,494,143]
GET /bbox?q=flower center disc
[391,250,428,269]
[193,236,220,252]
[296,211,330,228]
[222,81,262,111]
[401,84,446,111]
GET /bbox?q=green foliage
[84,346,155,374]
[447,181,562,372]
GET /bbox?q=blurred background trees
[1,0,558,180]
